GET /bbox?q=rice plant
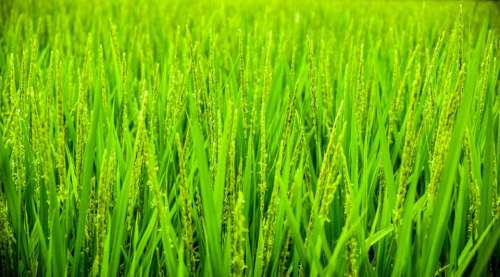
[0,0,499,276]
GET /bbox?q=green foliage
[0,0,499,276]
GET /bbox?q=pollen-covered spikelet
[0,196,15,275]
[464,129,480,240]
[388,45,419,145]
[279,232,292,276]
[207,92,218,182]
[32,79,53,192]
[307,36,319,139]
[120,53,130,145]
[286,122,304,184]
[75,70,89,178]
[320,39,333,117]
[475,33,492,123]
[0,74,5,118]
[256,140,284,272]
[427,66,464,206]
[305,103,344,246]
[342,156,359,277]
[231,191,247,277]
[262,142,285,267]
[456,5,464,68]
[347,237,359,277]
[391,48,400,96]
[229,108,238,198]
[295,111,314,195]
[355,43,367,137]
[428,65,452,173]
[258,32,273,218]
[127,90,148,231]
[306,102,345,227]
[336,119,359,277]
[29,87,43,197]
[149,64,160,146]
[206,35,218,173]
[394,64,421,226]
[341,150,359,277]
[26,37,44,198]
[422,32,445,132]
[25,43,41,195]
[281,85,296,147]
[495,196,500,222]
[216,108,223,184]
[224,105,238,228]
[238,30,249,140]
[98,45,110,110]
[491,145,498,219]
[318,137,344,224]
[7,54,26,195]
[84,176,97,255]
[20,45,29,95]
[280,154,304,275]
[249,74,260,142]
[175,132,196,270]
[53,50,67,203]
[92,150,116,273]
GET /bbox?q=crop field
[0,0,499,276]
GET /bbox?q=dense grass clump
[0,0,499,276]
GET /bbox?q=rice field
[0,0,499,276]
